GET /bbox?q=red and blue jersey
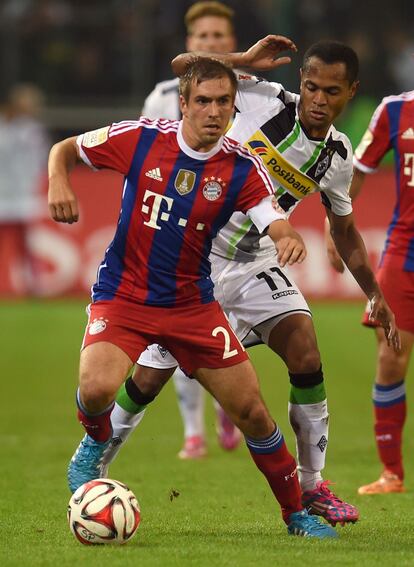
[77,118,277,306]
[353,91,414,271]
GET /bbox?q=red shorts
[362,256,414,334]
[82,298,248,374]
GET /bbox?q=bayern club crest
[202,176,225,201]
[88,317,108,335]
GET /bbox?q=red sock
[374,400,406,479]
[246,431,302,524]
[77,405,113,443]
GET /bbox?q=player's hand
[324,217,345,273]
[368,294,401,352]
[48,178,79,224]
[276,231,306,267]
[239,35,297,71]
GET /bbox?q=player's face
[180,77,235,152]
[299,56,358,138]
[186,16,236,53]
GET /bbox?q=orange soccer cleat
[358,470,406,495]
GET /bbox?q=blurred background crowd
[0,0,413,297]
[1,0,414,138]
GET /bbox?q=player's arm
[324,167,367,272]
[48,136,81,224]
[171,34,297,75]
[326,209,400,351]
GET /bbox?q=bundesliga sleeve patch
[82,126,110,148]
[354,129,373,161]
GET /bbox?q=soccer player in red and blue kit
[48,58,337,537]
[354,91,414,494]
[328,90,414,494]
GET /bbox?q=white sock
[288,400,329,491]
[100,403,146,474]
[173,368,205,438]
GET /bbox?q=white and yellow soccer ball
[67,478,141,545]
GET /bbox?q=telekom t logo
[140,189,206,232]
[403,153,414,187]
[141,190,174,230]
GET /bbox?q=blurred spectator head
[5,83,45,118]
[185,1,236,53]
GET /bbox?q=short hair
[302,41,359,84]
[179,57,237,102]
[185,1,235,34]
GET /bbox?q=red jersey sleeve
[234,156,274,212]
[353,100,392,173]
[77,121,143,175]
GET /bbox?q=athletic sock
[245,426,302,523]
[373,380,406,480]
[173,368,205,438]
[289,380,328,492]
[76,388,113,443]
[101,377,155,468]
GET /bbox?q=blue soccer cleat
[67,434,111,493]
[287,509,338,538]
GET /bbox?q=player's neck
[178,121,223,158]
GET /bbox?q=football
[67,478,141,545]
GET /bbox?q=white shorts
[138,254,311,369]
[212,254,311,343]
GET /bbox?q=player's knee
[377,348,408,383]
[79,369,115,410]
[236,398,272,436]
[289,364,324,389]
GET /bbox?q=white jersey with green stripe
[211,76,353,262]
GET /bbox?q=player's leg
[101,361,174,475]
[358,327,413,494]
[262,313,358,525]
[194,361,336,538]
[68,341,135,492]
[174,368,208,459]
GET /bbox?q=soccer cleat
[302,480,359,526]
[67,434,111,493]
[178,435,207,460]
[287,509,338,538]
[216,406,242,451]
[358,470,406,495]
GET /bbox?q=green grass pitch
[1,300,413,566]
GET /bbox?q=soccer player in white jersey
[103,36,400,528]
[141,1,241,459]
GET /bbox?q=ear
[179,94,187,116]
[349,80,360,100]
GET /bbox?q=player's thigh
[264,312,320,372]
[375,327,414,384]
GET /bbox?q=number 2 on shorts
[212,326,239,359]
